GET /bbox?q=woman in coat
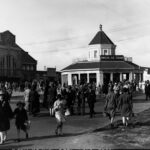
[104,87,117,127]
[118,87,133,128]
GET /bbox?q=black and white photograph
[0,0,150,149]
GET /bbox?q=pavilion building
[61,25,143,86]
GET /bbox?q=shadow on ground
[0,143,33,149]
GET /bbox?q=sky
[0,0,150,71]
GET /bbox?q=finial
[99,24,102,31]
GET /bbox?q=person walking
[13,101,29,142]
[24,84,31,112]
[104,87,117,128]
[0,92,10,145]
[1,86,13,120]
[53,94,66,136]
[29,85,40,116]
[76,86,82,115]
[118,87,133,129]
[47,83,57,117]
[81,84,88,116]
[66,86,74,116]
[102,83,108,97]
[87,86,96,118]
[145,80,150,100]
[43,81,49,109]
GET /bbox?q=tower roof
[89,25,115,45]
[61,61,141,71]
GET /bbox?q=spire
[99,24,102,31]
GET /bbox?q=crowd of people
[0,79,145,144]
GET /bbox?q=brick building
[0,30,37,81]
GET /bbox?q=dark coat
[47,86,57,108]
[145,84,150,95]
[0,102,10,131]
[2,101,13,119]
[118,93,133,117]
[114,92,120,110]
[43,85,49,108]
[14,108,28,127]
[66,90,74,107]
[29,90,40,114]
[3,90,10,102]
[87,89,96,105]
[102,84,108,95]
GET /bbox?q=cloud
[1,0,150,70]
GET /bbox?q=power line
[31,45,88,53]
[30,32,150,54]
[20,21,150,47]
[20,21,150,54]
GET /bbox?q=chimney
[44,66,47,71]
[99,24,102,31]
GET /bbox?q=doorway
[113,73,120,83]
[103,73,110,85]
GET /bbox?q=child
[13,101,29,142]
[53,94,66,136]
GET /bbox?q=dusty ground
[1,92,150,149]
[62,108,150,149]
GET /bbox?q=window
[27,65,30,70]
[94,50,97,58]
[6,55,11,69]
[13,58,16,69]
[30,65,34,71]
[104,49,108,55]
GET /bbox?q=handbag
[65,109,70,116]
[24,120,31,130]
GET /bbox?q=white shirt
[24,88,30,102]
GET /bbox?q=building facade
[36,68,61,83]
[0,30,37,81]
[61,25,144,86]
